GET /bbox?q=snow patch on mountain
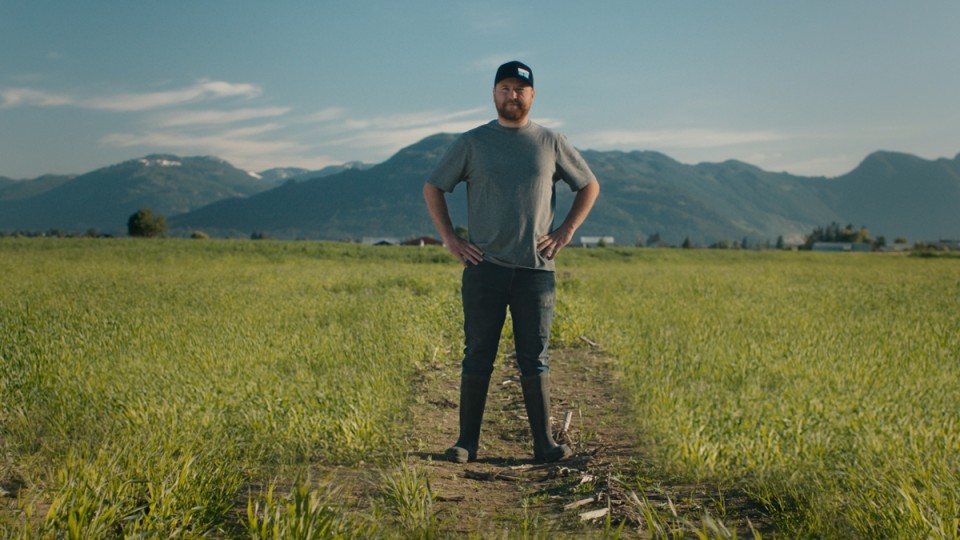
[139,158,181,167]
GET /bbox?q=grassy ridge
[564,248,960,537]
[2,240,959,537]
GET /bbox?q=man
[423,60,600,463]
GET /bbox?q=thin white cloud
[220,123,286,138]
[299,107,346,123]
[342,108,486,132]
[158,107,291,127]
[328,119,484,151]
[101,129,301,155]
[577,128,788,150]
[0,87,73,107]
[86,80,261,112]
[1,79,261,111]
[325,108,489,152]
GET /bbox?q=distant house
[812,242,873,252]
[362,237,402,246]
[580,236,615,248]
[928,239,960,251]
[401,236,443,246]
[879,243,912,253]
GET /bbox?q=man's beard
[496,100,529,122]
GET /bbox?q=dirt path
[407,344,774,537]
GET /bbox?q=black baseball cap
[494,61,534,87]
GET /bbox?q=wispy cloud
[1,79,261,111]
[6,76,492,172]
[0,87,73,107]
[85,80,261,111]
[577,128,788,150]
[101,129,293,152]
[299,107,346,123]
[325,108,488,153]
[158,107,291,127]
[341,108,485,132]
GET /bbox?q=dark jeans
[461,261,556,378]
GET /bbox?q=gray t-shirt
[428,120,597,271]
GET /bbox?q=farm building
[401,236,443,246]
[580,236,615,248]
[362,237,402,246]
[811,242,873,252]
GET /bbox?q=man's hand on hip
[537,225,574,260]
[446,236,484,267]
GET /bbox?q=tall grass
[563,248,960,538]
[3,240,959,537]
[0,238,461,537]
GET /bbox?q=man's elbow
[583,179,599,197]
[423,182,442,195]
[423,183,449,209]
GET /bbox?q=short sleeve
[554,134,597,192]
[427,136,470,193]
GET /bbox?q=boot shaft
[520,374,572,462]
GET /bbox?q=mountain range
[1,136,958,245]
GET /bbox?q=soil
[399,343,776,538]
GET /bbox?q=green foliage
[803,221,871,248]
[569,249,960,538]
[3,239,959,537]
[376,463,438,537]
[0,238,459,537]
[127,208,168,237]
[246,475,374,539]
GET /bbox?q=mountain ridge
[2,139,958,243]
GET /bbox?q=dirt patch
[407,344,776,537]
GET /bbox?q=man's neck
[497,116,529,128]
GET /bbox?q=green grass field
[1,239,958,538]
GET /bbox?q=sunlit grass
[2,239,959,537]
[0,238,460,537]
[566,248,960,538]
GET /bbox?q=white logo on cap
[517,68,530,80]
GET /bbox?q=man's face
[493,78,535,123]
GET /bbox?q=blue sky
[2,1,958,179]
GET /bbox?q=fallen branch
[564,496,598,511]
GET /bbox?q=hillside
[826,151,960,241]
[170,136,851,245]
[0,155,273,234]
[169,135,457,240]
[0,175,75,201]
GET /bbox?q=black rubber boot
[444,374,491,463]
[520,374,573,463]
